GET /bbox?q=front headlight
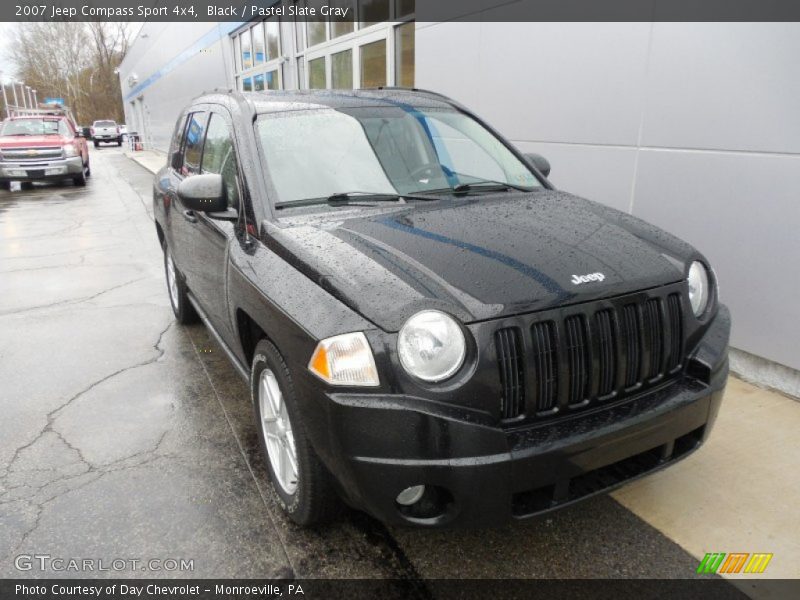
[687,261,710,316]
[398,310,466,382]
[308,332,379,387]
[63,145,77,157]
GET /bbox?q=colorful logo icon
[697,552,773,574]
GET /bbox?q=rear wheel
[163,246,197,324]
[85,161,91,177]
[117,139,122,147]
[252,339,342,526]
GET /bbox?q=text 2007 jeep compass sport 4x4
[153,90,729,528]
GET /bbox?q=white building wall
[118,22,238,152]
[417,21,800,375]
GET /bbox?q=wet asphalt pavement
[0,147,722,585]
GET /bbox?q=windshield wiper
[452,179,536,194]
[275,191,434,210]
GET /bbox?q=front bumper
[304,305,730,528]
[0,156,83,182]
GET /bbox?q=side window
[181,112,207,177]
[201,113,241,209]
[169,113,188,158]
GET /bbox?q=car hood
[265,190,698,332]
[0,135,66,147]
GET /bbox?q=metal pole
[11,81,19,108]
[0,71,9,117]
[32,90,37,107]
[26,86,33,108]
[1,82,8,117]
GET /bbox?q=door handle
[182,210,197,223]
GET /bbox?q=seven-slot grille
[496,289,685,421]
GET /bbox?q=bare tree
[9,22,130,125]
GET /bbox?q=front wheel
[93,141,99,148]
[73,168,86,187]
[252,339,341,526]
[163,246,197,324]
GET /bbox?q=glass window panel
[359,0,389,26]
[265,70,280,90]
[331,1,355,37]
[360,39,386,88]
[201,114,240,209]
[252,24,265,65]
[241,29,253,70]
[308,57,326,89]
[331,49,353,89]
[397,0,415,17]
[243,77,253,92]
[265,19,280,61]
[395,22,414,87]
[254,73,265,91]
[307,21,326,47]
[182,112,206,176]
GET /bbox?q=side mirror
[524,153,551,178]
[177,174,227,212]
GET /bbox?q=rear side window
[94,120,116,127]
[181,112,207,176]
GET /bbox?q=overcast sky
[0,23,16,80]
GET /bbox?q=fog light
[396,485,426,506]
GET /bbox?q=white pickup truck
[91,120,122,147]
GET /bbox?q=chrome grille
[1,147,64,161]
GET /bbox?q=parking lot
[1,147,797,594]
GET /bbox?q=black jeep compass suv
[153,89,729,528]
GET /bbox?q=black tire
[73,168,87,187]
[251,339,342,526]
[85,161,91,177]
[0,181,10,191]
[117,139,122,146]
[93,141,99,148]
[163,245,198,324]
[20,182,33,191]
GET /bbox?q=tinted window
[181,112,206,176]
[94,120,116,127]
[169,114,188,157]
[201,114,240,209]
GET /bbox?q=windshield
[256,106,540,205]
[1,118,71,137]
